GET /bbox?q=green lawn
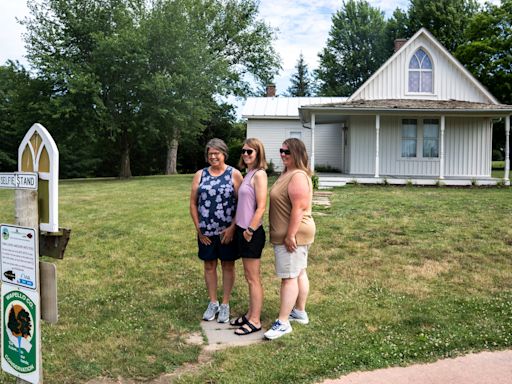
[0,176,511,383]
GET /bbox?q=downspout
[439,115,445,179]
[311,113,316,172]
[375,114,380,178]
[505,115,510,184]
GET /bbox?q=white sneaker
[217,303,230,323]
[289,308,309,325]
[264,320,292,340]
[202,301,219,321]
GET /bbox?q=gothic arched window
[408,48,433,93]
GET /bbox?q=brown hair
[204,138,229,162]
[282,138,312,175]
[238,138,268,170]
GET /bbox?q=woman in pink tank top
[230,138,268,335]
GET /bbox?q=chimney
[394,38,408,52]
[266,83,276,97]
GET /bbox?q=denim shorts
[235,225,265,259]
[197,234,239,261]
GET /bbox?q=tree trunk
[119,131,132,178]
[166,136,179,175]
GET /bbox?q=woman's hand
[220,225,235,244]
[243,229,253,242]
[284,234,297,253]
[198,232,212,245]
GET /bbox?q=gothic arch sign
[18,123,59,233]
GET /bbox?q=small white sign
[0,225,37,290]
[0,173,38,190]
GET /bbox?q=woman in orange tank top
[264,138,316,340]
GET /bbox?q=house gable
[348,28,498,104]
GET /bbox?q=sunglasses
[279,148,291,155]
[241,148,254,155]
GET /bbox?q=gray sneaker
[289,308,309,324]
[202,301,219,321]
[217,303,230,323]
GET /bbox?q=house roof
[242,97,347,119]
[348,28,499,104]
[299,99,512,124]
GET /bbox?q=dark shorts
[235,225,266,259]
[198,235,239,262]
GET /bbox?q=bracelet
[247,226,256,234]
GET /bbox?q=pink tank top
[235,169,261,229]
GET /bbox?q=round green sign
[3,289,37,374]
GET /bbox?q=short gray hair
[204,138,229,162]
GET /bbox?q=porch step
[318,177,347,189]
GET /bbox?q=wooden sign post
[1,123,70,384]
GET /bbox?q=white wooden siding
[379,116,440,176]
[348,116,375,174]
[444,117,492,177]
[352,35,492,103]
[314,124,343,171]
[247,119,311,172]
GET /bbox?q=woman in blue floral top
[190,138,243,323]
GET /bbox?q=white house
[242,28,511,187]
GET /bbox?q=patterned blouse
[197,166,236,236]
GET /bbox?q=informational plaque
[0,173,38,190]
[0,225,37,290]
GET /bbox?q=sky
[0,0,500,97]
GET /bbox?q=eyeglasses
[279,148,291,155]
[241,149,254,155]
[208,152,222,158]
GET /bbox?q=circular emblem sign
[3,289,37,374]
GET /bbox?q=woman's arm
[284,172,310,252]
[220,168,244,244]
[243,170,268,241]
[190,170,211,245]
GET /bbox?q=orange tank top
[269,169,315,245]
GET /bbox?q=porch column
[375,114,380,177]
[311,113,316,172]
[505,115,510,182]
[439,115,445,179]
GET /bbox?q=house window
[289,131,302,139]
[423,119,439,157]
[408,48,433,93]
[401,119,417,157]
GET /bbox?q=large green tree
[23,0,149,178]
[316,0,389,96]
[144,0,280,174]
[286,53,315,96]
[407,0,479,52]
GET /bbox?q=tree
[0,61,53,171]
[144,0,280,174]
[286,53,314,96]
[407,0,479,52]
[455,0,512,158]
[316,0,389,96]
[23,0,152,178]
[384,8,410,52]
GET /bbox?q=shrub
[315,164,341,173]
[311,174,319,190]
[492,149,504,161]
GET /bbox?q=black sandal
[230,314,248,326]
[234,321,261,335]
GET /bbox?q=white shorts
[273,244,309,278]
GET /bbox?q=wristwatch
[247,226,256,234]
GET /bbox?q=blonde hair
[282,138,312,176]
[238,138,268,170]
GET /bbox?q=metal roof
[242,97,348,119]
